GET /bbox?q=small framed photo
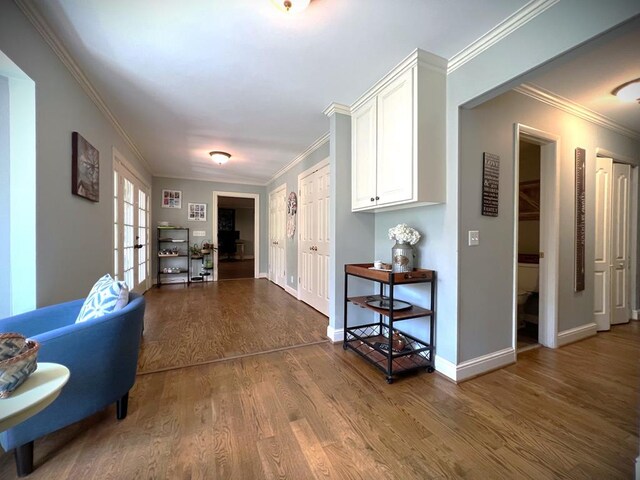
[162,189,182,208]
[188,202,206,221]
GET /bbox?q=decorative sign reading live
[482,153,500,217]
[575,148,586,292]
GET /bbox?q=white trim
[284,284,298,298]
[153,173,266,187]
[456,348,516,382]
[515,84,640,141]
[326,325,343,343]
[322,103,351,117]
[447,0,560,73]
[513,124,560,350]
[212,191,260,281]
[632,310,639,320]
[434,355,457,381]
[113,147,150,190]
[268,132,330,184]
[258,272,268,279]
[14,0,152,173]
[298,157,330,182]
[557,322,597,347]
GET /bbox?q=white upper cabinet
[350,49,446,212]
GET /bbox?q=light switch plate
[468,230,479,246]
[193,230,206,237]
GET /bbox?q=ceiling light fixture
[273,0,310,13]
[209,151,231,165]
[612,78,640,103]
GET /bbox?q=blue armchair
[0,292,145,476]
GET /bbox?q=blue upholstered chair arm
[0,294,145,452]
[0,298,84,337]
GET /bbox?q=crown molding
[267,132,330,184]
[153,173,267,187]
[447,0,559,74]
[515,83,640,141]
[14,0,152,173]
[323,103,351,117]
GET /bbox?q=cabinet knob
[370,197,375,202]
[375,196,380,200]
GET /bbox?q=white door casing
[113,150,151,294]
[594,157,612,331]
[269,184,286,288]
[611,163,631,325]
[298,159,330,316]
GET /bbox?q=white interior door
[611,163,631,325]
[298,160,330,316]
[594,157,612,331]
[269,185,286,288]
[114,165,150,294]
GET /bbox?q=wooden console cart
[343,263,436,383]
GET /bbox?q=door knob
[370,197,375,202]
[375,196,380,200]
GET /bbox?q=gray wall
[151,176,267,279]
[0,76,9,318]
[235,208,255,256]
[458,90,640,362]
[266,140,329,289]
[0,2,152,307]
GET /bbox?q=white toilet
[517,263,539,322]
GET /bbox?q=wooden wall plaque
[482,152,500,217]
[575,148,585,292]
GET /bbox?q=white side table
[0,363,70,432]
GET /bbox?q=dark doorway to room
[217,196,256,279]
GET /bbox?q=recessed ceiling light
[209,151,231,165]
[612,78,640,103]
[272,0,311,13]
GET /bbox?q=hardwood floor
[1,322,638,479]
[217,259,255,280]
[138,279,329,373]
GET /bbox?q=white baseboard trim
[326,325,343,343]
[284,284,298,298]
[632,309,639,320]
[557,322,597,347]
[434,355,457,381]
[456,347,516,382]
[258,272,268,279]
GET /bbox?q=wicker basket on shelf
[0,333,39,398]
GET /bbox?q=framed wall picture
[188,202,207,221]
[162,189,182,208]
[72,132,99,202]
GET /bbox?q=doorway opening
[212,192,259,281]
[516,139,541,351]
[513,124,559,353]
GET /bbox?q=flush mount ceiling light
[272,0,311,13]
[612,78,640,103]
[209,151,231,165]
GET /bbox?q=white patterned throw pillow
[75,274,130,323]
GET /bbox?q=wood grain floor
[1,322,637,479]
[138,279,329,373]
[217,259,255,280]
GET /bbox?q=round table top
[0,362,70,432]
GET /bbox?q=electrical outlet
[290,276,294,283]
[468,230,479,246]
[193,230,206,237]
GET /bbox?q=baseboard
[557,322,597,347]
[258,272,268,279]
[632,310,639,321]
[284,284,298,298]
[457,347,516,382]
[326,325,343,343]
[434,355,457,382]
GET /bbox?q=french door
[298,159,330,316]
[114,161,150,293]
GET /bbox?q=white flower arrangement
[388,223,421,245]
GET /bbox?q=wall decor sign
[286,191,297,239]
[188,203,207,221]
[575,148,586,292]
[481,152,500,217]
[72,132,99,202]
[162,189,182,208]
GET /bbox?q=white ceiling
[29,0,530,184]
[27,2,639,185]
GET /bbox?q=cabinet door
[376,69,414,206]
[351,97,377,210]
